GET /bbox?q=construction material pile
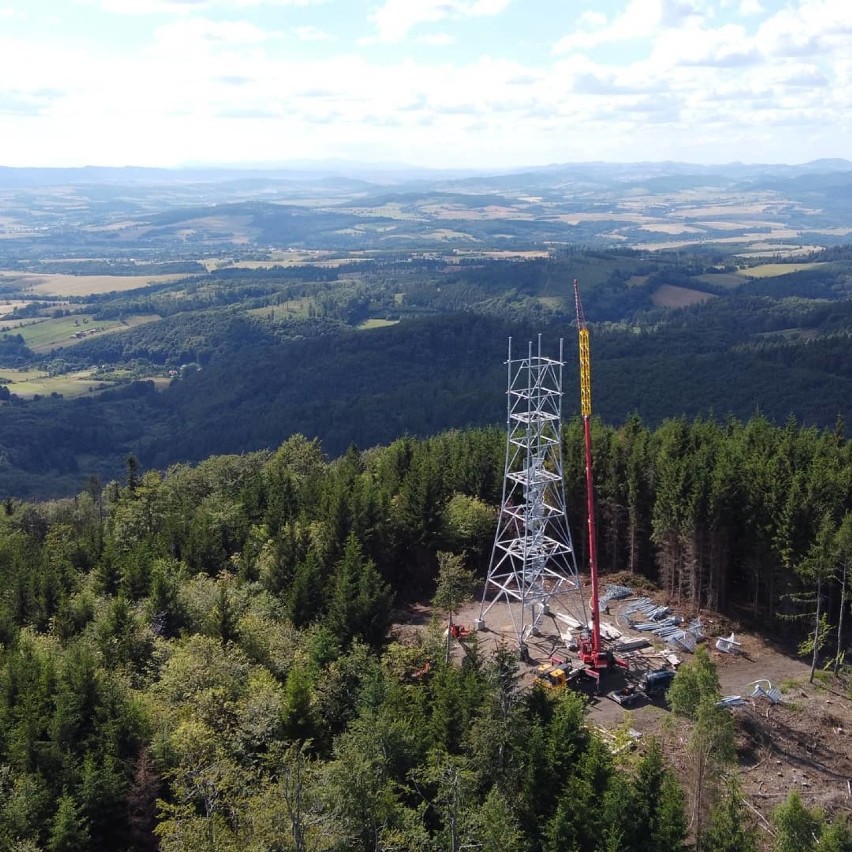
[621,598,705,653]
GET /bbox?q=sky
[0,0,850,169]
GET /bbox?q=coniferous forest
[1,417,851,850]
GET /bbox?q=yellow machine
[535,663,568,689]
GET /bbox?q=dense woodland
[0,416,851,849]
[3,247,852,499]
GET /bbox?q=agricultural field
[0,367,102,399]
[0,367,172,399]
[356,318,399,330]
[0,299,30,317]
[207,252,375,271]
[651,284,716,308]
[741,262,827,278]
[17,313,159,353]
[0,271,185,297]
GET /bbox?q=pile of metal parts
[598,584,632,612]
[716,680,784,709]
[621,598,705,653]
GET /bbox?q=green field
[17,314,159,353]
[0,368,104,399]
[742,262,826,278]
[0,367,172,399]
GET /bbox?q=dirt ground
[398,589,852,840]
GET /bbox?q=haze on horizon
[1,0,850,171]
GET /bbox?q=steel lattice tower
[476,336,584,653]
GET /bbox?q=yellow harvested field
[0,299,30,318]
[476,249,550,260]
[0,272,185,297]
[556,213,648,224]
[433,207,533,221]
[742,262,826,278]
[651,284,716,308]
[674,202,776,218]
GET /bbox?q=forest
[3,246,852,500]
[0,415,851,850]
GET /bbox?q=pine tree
[326,534,393,649]
[773,790,823,852]
[48,791,90,852]
[688,698,736,839]
[667,645,721,719]
[699,778,757,852]
[817,819,852,852]
[633,738,687,852]
[208,579,239,646]
[287,549,324,628]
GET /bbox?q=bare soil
[398,591,852,843]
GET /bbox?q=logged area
[412,589,852,845]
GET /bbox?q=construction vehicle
[640,668,676,697]
[573,280,628,678]
[535,666,569,689]
[606,684,642,706]
[535,657,591,690]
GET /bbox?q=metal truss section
[477,336,585,650]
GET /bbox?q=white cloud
[294,25,332,41]
[738,0,763,15]
[368,0,511,43]
[101,0,323,12]
[757,1,852,59]
[552,0,657,53]
[416,32,455,46]
[0,0,849,168]
[576,10,607,29]
[100,0,206,13]
[152,17,274,49]
[651,22,757,67]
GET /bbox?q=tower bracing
[477,336,585,652]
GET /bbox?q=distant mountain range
[2,158,851,188]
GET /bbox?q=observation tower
[476,335,585,655]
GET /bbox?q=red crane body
[573,280,616,672]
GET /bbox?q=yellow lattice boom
[578,327,591,417]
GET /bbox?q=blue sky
[1,0,850,168]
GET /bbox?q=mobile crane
[574,280,626,678]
